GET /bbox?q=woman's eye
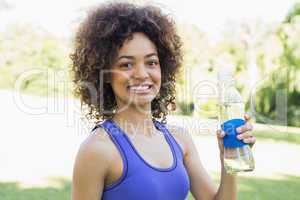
[147,60,159,67]
[120,63,133,69]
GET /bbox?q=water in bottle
[218,71,255,174]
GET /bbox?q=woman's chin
[129,96,155,107]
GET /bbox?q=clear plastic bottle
[218,71,255,174]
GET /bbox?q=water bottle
[218,71,255,174]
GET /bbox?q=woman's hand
[216,114,256,157]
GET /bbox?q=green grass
[253,130,300,145]
[0,178,71,200]
[187,174,300,200]
[236,175,300,200]
[1,175,300,200]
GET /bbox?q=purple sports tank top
[91,119,190,200]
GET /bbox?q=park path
[0,90,299,187]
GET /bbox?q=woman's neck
[112,105,157,137]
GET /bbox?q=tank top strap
[91,119,144,174]
[153,120,185,161]
[92,119,139,159]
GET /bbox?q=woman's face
[110,32,161,109]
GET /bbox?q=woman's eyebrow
[117,53,158,60]
[144,53,158,58]
[118,55,134,60]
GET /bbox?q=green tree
[0,24,71,96]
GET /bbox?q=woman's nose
[132,64,149,79]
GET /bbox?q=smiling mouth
[127,84,153,94]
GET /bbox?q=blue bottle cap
[221,118,246,148]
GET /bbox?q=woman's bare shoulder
[74,127,116,175]
[165,124,191,156]
[79,127,115,159]
[72,127,114,199]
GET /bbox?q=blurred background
[0,0,299,199]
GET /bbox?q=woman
[70,2,256,200]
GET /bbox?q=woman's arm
[214,114,256,200]
[176,115,255,200]
[72,130,110,200]
[181,127,218,200]
[212,149,237,200]
[213,167,237,200]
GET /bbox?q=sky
[0,0,299,39]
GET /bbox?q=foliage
[0,24,72,97]
[1,3,299,125]
[176,101,195,116]
[251,3,300,127]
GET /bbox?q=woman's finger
[236,122,253,133]
[244,113,251,121]
[243,136,256,146]
[217,130,226,138]
[216,132,225,154]
[237,131,253,140]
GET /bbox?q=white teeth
[130,85,149,90]
[129,85,151,90]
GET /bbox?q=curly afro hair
[70,1,183,124]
